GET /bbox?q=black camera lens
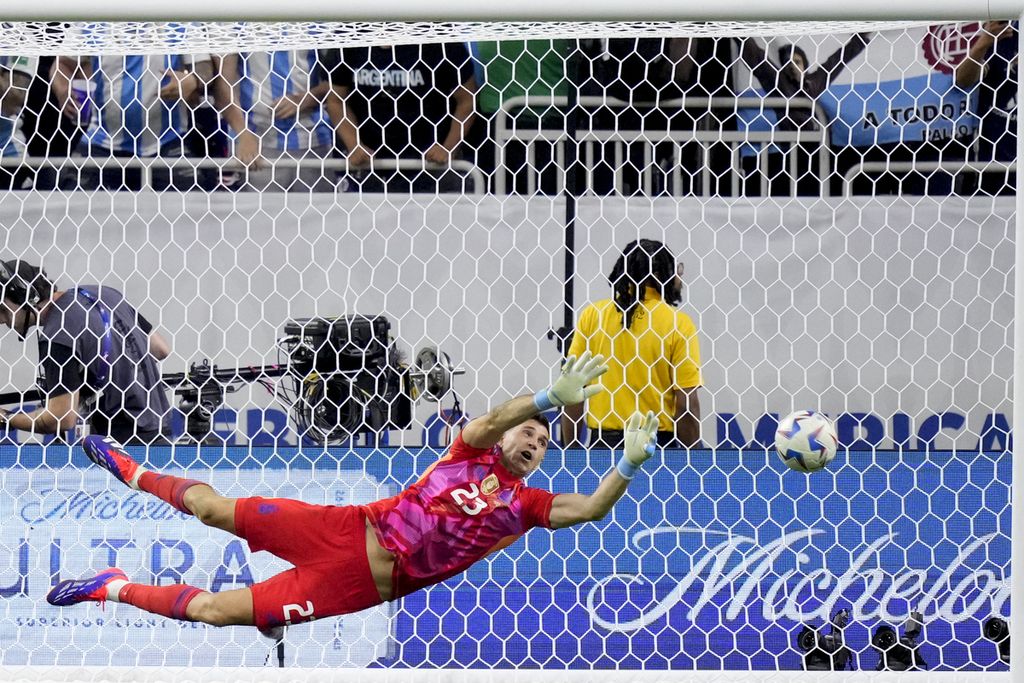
[872,625,898,650]
[985,617,1009,642]
[797,626,818,652]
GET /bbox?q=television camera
[164,315,463,445]
[872,610,928,671]
[795,607,854,670]
[984,616,1010,665]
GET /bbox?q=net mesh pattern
[0,19,1014,674]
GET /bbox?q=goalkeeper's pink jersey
[362,434,557,599]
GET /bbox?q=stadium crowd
[0,26,1015,196]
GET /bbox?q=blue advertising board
[1,405,1011,452]
[0,444,1011,670]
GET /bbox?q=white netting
[0,18,1015,677]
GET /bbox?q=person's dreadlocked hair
[608,239,681,330]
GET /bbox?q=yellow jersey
[567,290,701,432]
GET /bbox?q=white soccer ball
[775,410,838,473]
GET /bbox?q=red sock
[138,472,207,514]
[118,583,203,621]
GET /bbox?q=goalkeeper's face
[498,419,550,478]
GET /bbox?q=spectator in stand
[51,50,213,191]
[319,43,476,193]
[177,54,230,191]
[579,36,735,195]
[582,37,730,104]
[214,50,335,192]
[737,34,872,195]
[0,56,36,189]
[13,24,88,191]
[956,20,1018,196]
[739,34,872,130]
[561,239,702,450]
[469,39,567,193]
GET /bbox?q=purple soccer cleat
[47,568,128,607]
[82,435,140,487]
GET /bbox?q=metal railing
[842,161,1017,197]
[0,156,488,195]
[2,125,1013,200]
[493,95,832,197]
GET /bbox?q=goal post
[1012,12,1024,680]
[0,9,1020,681]
[2,1,1023,21]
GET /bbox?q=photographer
[873,610,928,671]
[0,260,171,444]
[797,607,854,670]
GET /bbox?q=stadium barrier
[842,161,1019,196]
[0,157,488,196]
[1,444,1010,671]
[493,95,829,196]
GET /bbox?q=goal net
[0,17,1017,679]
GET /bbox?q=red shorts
[234,497,384,630]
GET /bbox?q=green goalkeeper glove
[533,351,609,410]
[617,411,659,480]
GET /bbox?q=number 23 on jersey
[450,483,487,515]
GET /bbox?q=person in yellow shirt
[561,239,702,448]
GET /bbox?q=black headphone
[0,259,45,309]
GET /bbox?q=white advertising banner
[0,466,394,666]
[0,192,1012,450]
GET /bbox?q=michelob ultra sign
[0,445,1011,670]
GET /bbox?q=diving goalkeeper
[47,352,659,631]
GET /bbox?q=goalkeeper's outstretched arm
[548,411,658,528]
[463,352,608,449]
